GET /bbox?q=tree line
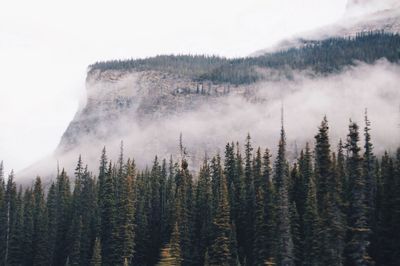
[89,31,400,85]
[0,115,400,265]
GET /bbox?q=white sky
[0,0,348,175]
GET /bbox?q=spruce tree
[32,177,49,265]
[209,174,232,266]
[5,173,17,265]
[46,182,57,265]
[6,187,22,266]
[22,188,34,265]
[243,134,255,265]
[54,169,72,266]
[345,121,372,265]
[100,162,117,266]
[263,148,276,263]
[193,158,212,265]
[274,126,294,266]
[314,117,345,265]
[90,237,102,266]
[303,174,320,266]
[0,162,7,266]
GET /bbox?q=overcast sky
[0,0,350,174]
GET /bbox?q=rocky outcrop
[56,69,250,154]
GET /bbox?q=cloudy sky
[0,0,350,174]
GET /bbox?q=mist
[17,59,400,184]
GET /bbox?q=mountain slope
[18,4,400,180]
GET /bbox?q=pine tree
[5,173,17,265]
[289,202,301,266]
[46,182,57,265]
[79,166,98,266]
[314,117,332,214]
[193,158,212,265]
[274,126,294,266]
[69,216,82,266]
[263,148,276,263]
[100,162,117,266]
[117,158,136,265]
[32,177,49,265]
[6,187,22,266]
[170,222,183,266]
[314,118,344,265]
[303,173,320,266]
[22,188,34,265]
[253,188,268,265]
[209,174,232,266]
[90,237,102,266]
[0,162,7,266]
[243,134,255,265]
[54,169,72,266]
[363,113,375,222]
[345,121,372,265]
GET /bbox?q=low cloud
[17,60,400,183]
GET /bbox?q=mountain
[18,1,400,180]
[253,0,400,55]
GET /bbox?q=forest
[89,31,400,85]
[0,115,399,266]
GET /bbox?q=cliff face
[23,1,399,180]
[57,69,249,154]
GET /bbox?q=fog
[17,60,400,184]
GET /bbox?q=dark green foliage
[6,187,22,266]
[2,114,400,266]
[0,162,6,266]
[209,173,232,266]
[274,126,294,266]
[22,188,34,265]
[303,173,321,266]
[32,177,49,265]
[345,122,373,265]
[314,118,345,265]
[169,222,183,266]
[89,32,400,85]
[90,237,102,266]
[99,161,117,266]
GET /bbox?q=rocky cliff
[21,0,400,180]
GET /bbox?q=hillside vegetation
[89,31,400,84]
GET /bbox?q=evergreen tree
[193,158,212,265]
[46,182,57,264]
[209,174,232,266]
[345,121,372,265]
[363,113,377,262]
[90,237,102,266]
[169,222,183,266]
[54,169,72,266]
[32,177,49,265]
[289,202,301,266]
[274,126,294,266]
[314,118,345,265]
[69,216,82,266]
[5,173,17,265]
[117,158,136,265]
[22,188,34,265]
[0,161,6,266]
[243,134,255,265]
[99,162,117,266]
[6,187,22,266]
[303,173,320,266]
[263,148,276,263]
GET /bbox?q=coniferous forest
[1,116,400,266]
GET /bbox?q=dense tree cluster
[89,31,400,85]
[1,115,400,265]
